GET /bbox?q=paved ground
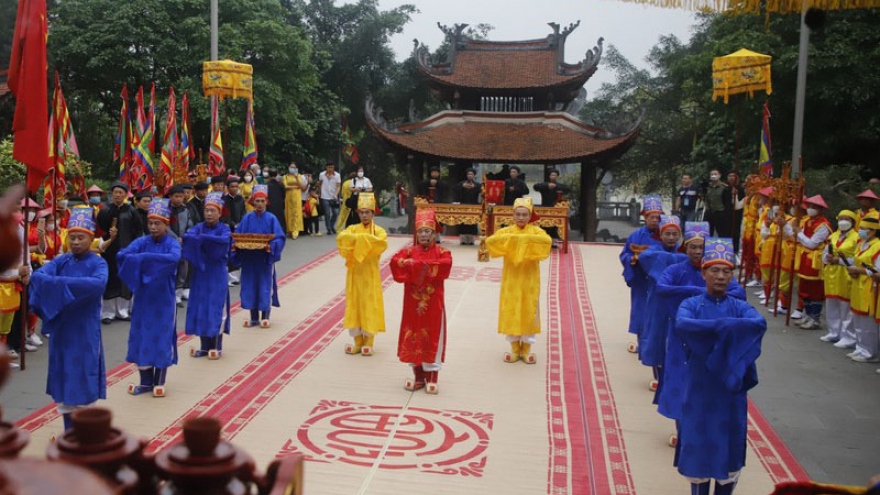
[2,216,878,488]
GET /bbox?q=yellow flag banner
[712,48,772,104]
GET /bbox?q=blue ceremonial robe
[619,226,662,336]
[674,294,766,480]
[636,246,686,363]
[29,252,108,406]
[118,234,181,368]
[655,261,745,418]
[232,211,285,312]
[183,221,232,336]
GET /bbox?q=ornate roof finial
[561,20,581,39]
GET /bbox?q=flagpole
[19,173,29,371]
[790,0,810,178]
[210,0,218,61]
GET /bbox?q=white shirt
[351,176,373,191]
[318,171,341,200]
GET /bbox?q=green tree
[47,0,323,179]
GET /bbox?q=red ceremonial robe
[391,244,452,365]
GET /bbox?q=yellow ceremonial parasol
[202,60,254,100]
[712,48,772,104]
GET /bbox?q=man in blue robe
[118,198,180,397]
[674,237,766,495]
[232,185,285,328]
[184,192,232,359]
[656,225,746,426]
[29,208,108,430]
[620,194,664,353]
[636,215,686,390]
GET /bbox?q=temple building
[366,22,641,240]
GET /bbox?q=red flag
[8,0,49,192]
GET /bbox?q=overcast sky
[346,0,699,89]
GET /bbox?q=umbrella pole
[791,0,810,178]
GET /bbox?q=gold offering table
[414,198,570,254]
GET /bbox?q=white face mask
[859,229,870,241]
[262,171,269,177]
[789,207,796,216]
[289,168,297,174]
[806,208,819,217]
[710,175,720,181]
[838,220,852,231]
[771,205,780,214]
[57,200,68,209]
[357,172,364,178]
[26,211,36,222]
[244,176,253,183]
[46,223,55,232]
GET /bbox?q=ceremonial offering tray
[231,233,274,250]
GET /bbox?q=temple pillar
[580,160,599,242]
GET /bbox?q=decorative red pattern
[144,259,398,454]
[277,400,493,477]
[447,266,476,281]
[747,401,811,483]
[476,267,502,282]
[546,247,637,494]
[16,248,341,433]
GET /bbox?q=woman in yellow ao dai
[337,192,388,356]
[485,197,552,364]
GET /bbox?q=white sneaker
[9,361,18,369]
[790,309,803,320]
[754,290,765,296]
[7,349,18,358]
[819,333,839,342]
[746,280,761,287]
[851,354,879,363]
[846,350,862,358]
[799,318,819,330]
[834,339,856,349]
[27,334,43,346]
[24,343,37,352]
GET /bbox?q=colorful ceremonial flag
[759,101,773,177]
[208,96,225,175]
[8,0,49,192]
[114,84,133,183]
[341,112,359,164]
[131,84,155,191]
[44,73,83,207]
[241,99,257,171]
[180,92,194,171]
[159,87,178,188]
[147,83,156,153]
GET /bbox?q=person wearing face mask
[703,170,727,236]
[241,170,256,212]
[758,197,786,307]
[620,194,665,354]
[740,180,765,288]
[854,189,879,230]
[56,193,71,229]
[845,214,880,363]
[283,162,307,239]
[790,195,832,330]
[820,210,859,345]
[769,200,806,319]
[86,185,106,211]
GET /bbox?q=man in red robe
[391,209,452,394]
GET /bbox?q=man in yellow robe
[337,192,388,356]
[283,163,307,239]
[485,197,552,364]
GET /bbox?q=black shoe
[101,318,114,325]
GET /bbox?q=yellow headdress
[357,192,376,211]
[513,197,533,213]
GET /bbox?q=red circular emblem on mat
[286,400,493,476]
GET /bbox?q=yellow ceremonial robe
[283,174,305,237]
[337,221,388,334]
[485,223,552,336]
[850,238,880,316]
[241,181,255,212]
[824,229,859,301]
[335,179,355,233]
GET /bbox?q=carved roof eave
[365,95,641,140]
[414,37,604,91]
[365,97,642,164]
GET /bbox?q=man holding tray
[233,185,286,328]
